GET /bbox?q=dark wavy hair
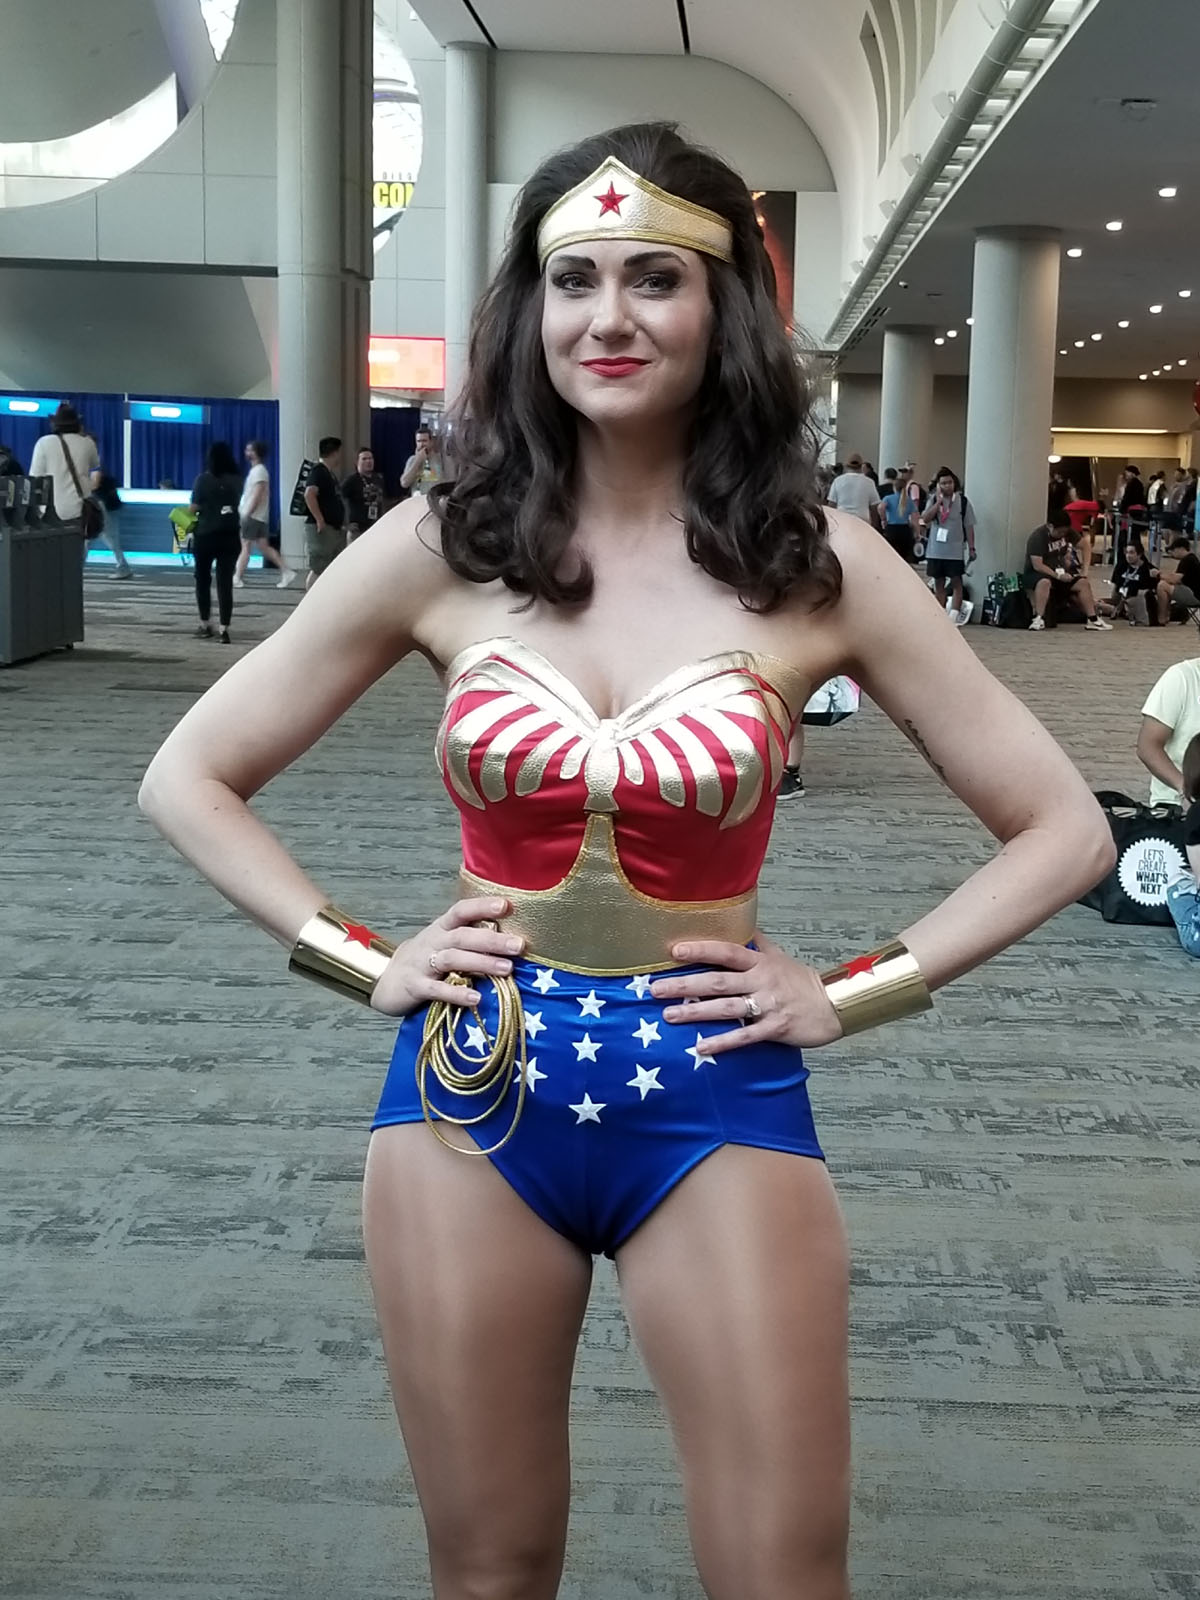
[427,121,837,613]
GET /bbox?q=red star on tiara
[342,922,377,950]
[844,955,878,980]
[596,182,627,217]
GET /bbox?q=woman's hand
[649,933,843,1056]
[370,896,524,1016]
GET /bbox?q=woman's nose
[587,282,635,340]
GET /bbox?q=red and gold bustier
[436,637,808,973]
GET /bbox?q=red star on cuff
[342,922,377,950]
[844,955,877,980]
[596,183,627,216]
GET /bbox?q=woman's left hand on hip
[650,933,843,1055]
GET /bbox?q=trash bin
[0,515,86,665]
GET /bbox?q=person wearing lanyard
[919,467,976,625]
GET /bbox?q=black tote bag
[1077,790,1189,925]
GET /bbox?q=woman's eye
[551,272,589,292]
[638,272,680,292]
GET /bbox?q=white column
[276,0,372,566]
[444,43,489,406]
[878,326,934,478]
[963,229,1061,577]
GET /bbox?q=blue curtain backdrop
[129,396,281,527]
[0,391,124,481]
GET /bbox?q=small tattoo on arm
[903,719,948,783]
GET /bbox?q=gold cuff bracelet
[289,904,397,1005]
[820,939,932,1035]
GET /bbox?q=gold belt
[457,813,758,975]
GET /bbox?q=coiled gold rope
[415,969,528,1155]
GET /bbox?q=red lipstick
[581,358,649,378]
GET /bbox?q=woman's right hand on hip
[370,897,524,1015]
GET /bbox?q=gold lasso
[415,960,529,1156]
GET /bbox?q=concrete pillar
[878,326,934,479]
[444,43,489,405]
[276,0,373,566]
[963,229,1061,578]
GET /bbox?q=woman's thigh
[616,1145,851,1600]
[363,1123,593,1599]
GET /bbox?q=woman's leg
[256,536,287,571]
[215,539,237,628]
[363,1124,593,1600]
[103,508,132,575]
[234,538,252,581]
[786,724,805,772]
[193,536,214,623]
[616,1145,852,1600]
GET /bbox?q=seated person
[1156,536,1200,624]
[1165,735,1200,958]
[1022,513,1111,630]
[1137,654,1200,809]
[1098,538,1160,621]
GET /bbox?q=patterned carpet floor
[2,573,1198,1599]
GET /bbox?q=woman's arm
[829,517,1115,990]
[138,501,449,947]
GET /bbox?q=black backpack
[997,589,1033,629]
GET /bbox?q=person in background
[28,403,131,579]
[879,464,919,563]
[825,452,881,528]
[1097,538,1159,622]
[1119,464,1147,538]
[189,441,244,644]
[0,439,22,476]
[918,467,975,625]
[863,461,880,489]
[1137,653,1200,808]
[1063,483,1100,569]
[1047,472,1069,520]
[234,440,295,590]
[89,442,133,581]
[1155,536,1200,624]
[343,445,386,540]
[303,436,346,589]
[1022,511,1111,631]
[1164,735,1200,957]
[400,427,444,498]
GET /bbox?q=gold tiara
[536,156,735,270]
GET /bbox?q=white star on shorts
[531,968,559,994]
[626,974,654,999]
[577,990,606,1018]
[519,1056,547,1092]
[686,1034,716,1070]
[632,1017,661,1048]
[626,1064,664,1100]
[569,1093,605,1124]
[525,1011,547,1040]
[463,1022,488,1054]
[573,1033,602,1062]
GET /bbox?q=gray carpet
[2,573,1198,1599]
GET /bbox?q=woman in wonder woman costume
[142,123,1114,1599]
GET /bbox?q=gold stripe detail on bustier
[458,813,758,975]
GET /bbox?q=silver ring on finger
[742,994,764,1023]
[428,951,442,973]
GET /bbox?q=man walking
[825,452,881,529]
[302,437,346,589]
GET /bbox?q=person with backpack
[189,441,244,644]
[918,467,975,625]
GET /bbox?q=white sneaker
[277,569,297,589]
[1084,617,1113,631]
[232,576,245,589]
[956,601,973,626]
[1029,615,1045,631]
[946,607,960,625]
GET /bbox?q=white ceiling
[412,0,1199,383]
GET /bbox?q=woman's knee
[427,1527,566,1600]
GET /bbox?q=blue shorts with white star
[372,959,826,1258]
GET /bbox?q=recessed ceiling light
[1150,304,1163,313]
[1066,247,1083,258]
[1164,363,1174,370]
[1180,358,1189,366]
[934,336,945,345]
[1153,368,1162,375]
[1059,348,1068,355]
[966,317,974,326]
[1179,289,1192,298]
[1074,339,1085,348]
[947,328,959,337]
[1159,186,1178,198]
[1105,219,1123,231]
[1139,373,1149,380]
[1118,319,1131,328]
[1091,333,1103,341]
